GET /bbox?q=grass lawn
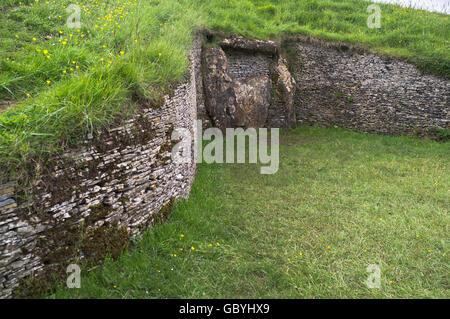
[51,126,449,298]
[0,0,449,182]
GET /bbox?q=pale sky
[369,0,450,14]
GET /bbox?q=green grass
[0,0,449,182]
[51,126,449,298]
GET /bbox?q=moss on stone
[79,222,129,264]
[154,197,175,224]
[13,219,129,298]
[85,203,110,226]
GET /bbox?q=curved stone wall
[0,38,202,299]
[287,36,449,136]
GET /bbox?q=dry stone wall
[0,38,202,299]
[288,36,449,136]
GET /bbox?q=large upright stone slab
[202,46,275,130]
[275,57,297,128]
[234,75,271,128]
[202,47,239,132]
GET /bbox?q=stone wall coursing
[225,50,272,80]
[0,38,201,299]
[288,37,449,135]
